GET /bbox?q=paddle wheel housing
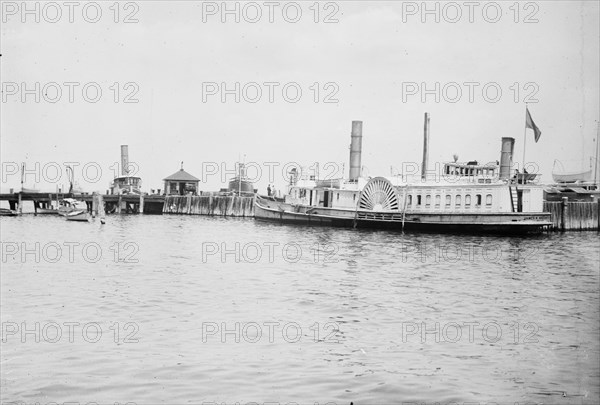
[358,177,400,211]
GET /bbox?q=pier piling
[92,193,98,217]
[561,197,568,231]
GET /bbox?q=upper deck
[404,161,542,186]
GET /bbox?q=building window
[455,195,462,207]
[417,195,422,206]
[337,193,340,201]
[445,195,451,207]
[408,194,413,207]
[435,195,441,207]
[476,194,482,206]
[465,194,472,207]
[486,194,493,206]
[425,195,431,207]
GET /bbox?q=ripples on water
[1,214,598,404]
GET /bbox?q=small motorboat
[58,198,88,216]
[65,210,91,222]
[0,208,18,216]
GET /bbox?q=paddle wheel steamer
[255,118,551,234]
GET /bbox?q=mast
[66,165,74,194]
[594,121,600,186]
[522,104,528,170]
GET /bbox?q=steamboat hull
[255,198,551,235]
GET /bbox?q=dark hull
[255,198,552,235]
[228,179,254,194]
[36,209,59,215]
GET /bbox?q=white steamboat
[255,119,551,234]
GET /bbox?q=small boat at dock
[36,207,60,215]
[58,198,88,216]
[36,195,61,215]
[65,210,91,222]
[0,208,19,216]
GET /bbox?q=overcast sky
[1,0,599,193]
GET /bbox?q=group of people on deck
[514,168,530,184]
[266,184,277,197]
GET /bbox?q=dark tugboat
[228,162,255,195]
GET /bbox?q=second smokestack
[499,137,515,180]
[421,113,430,181]
[349,121,363,181]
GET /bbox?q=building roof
[163,168,200,182]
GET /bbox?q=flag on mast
[525,107,542,142]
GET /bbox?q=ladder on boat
[509,185,519,213]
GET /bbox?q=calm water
[1,214,599,404]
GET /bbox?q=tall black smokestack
[349,121,363,181]
[421,113,430,181]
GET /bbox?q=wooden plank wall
[543,200,599,231]
[163,195,255,217]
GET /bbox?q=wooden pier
[1,192,598,230]
[163,195,254,217]
[0,191,253,217]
